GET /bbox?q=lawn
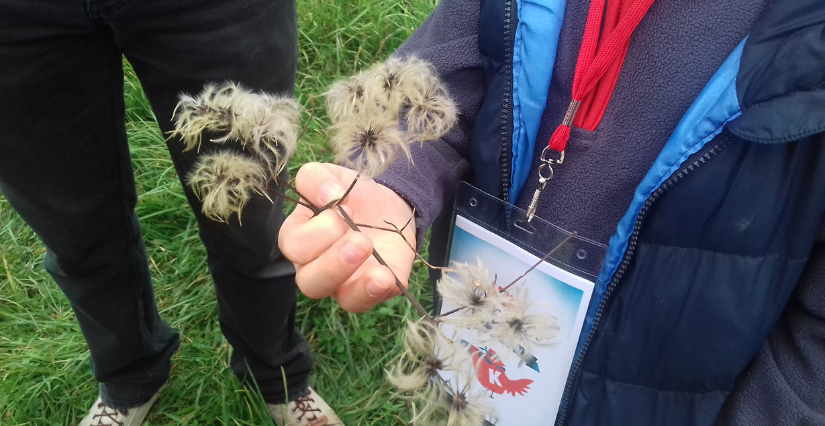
[0,0,438,424]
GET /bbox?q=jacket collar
[729,0,825,143]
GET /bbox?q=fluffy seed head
[331,117,409,178]
[487,287,561,359]
[388,321,481,425]
[324,56,454,124]
[186,152,268,223]
[325,56,458,175]
[388,321,469,390]
[324,71,389,124]
[406,382,449,425]
[326,57,441,125]
[373,56,440,109]
[405,85,458,141]
[444,371,489,426]
[173,82,300,176]
[437,259,505,330]
[171,83,239,151]
[214,90,300,176]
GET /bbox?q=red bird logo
[470,345,533,397]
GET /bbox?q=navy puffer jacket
[377,0,825,424]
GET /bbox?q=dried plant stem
[402,359,415,423]
[500,232,577,292]
[354,206,442,270]
[437,232,577,318]
[284,182,321,215]
[284,177,432,320]
[354,220,443,271]
[297,99,316,142]
[264,182,315,212]
[335,204,431,319]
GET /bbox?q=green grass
[0,1,437,424]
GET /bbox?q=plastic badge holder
[447,181,607,280]
[438,182,608,426]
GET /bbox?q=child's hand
[279,162,417,313]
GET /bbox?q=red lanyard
[525,0,656,222]
[548,0,657,153]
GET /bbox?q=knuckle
[316,209,348,234]
[279,234,309,264]
[329,213,351,235]
[335,294,367,314]
[320,257,347,283]
[295,268,332,300]
[278,232,298,259]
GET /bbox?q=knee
[199,211,290,279]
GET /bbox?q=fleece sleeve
[374,0,486,243]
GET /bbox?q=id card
[437,183,606,426]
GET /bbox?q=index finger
[295,162,359,206]
[279,206,351,265]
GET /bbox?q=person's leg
[0,1,179,409]
[108,0,313,403]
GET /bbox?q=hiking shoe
[77,392,159,426]
[268,387,344,426]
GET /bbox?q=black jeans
[0,0,312,409]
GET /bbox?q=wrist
[378,183,417,244]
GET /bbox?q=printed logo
[470,345,533,397]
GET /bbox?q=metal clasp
[525,148,564,223]
[540,146,565,166]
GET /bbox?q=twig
[264,184,315,212]
[288,178,432,319]
[285,174,359,216]
[336,204,432,319]
[436,305,462,319]
[501,232,577,292]
[437,232,577,318]
[354,220,444,271]
[340,172,360,202]
[403,360,415,424]
[297,99,316,142]
[398,209,415,233]
[284,181,320,215]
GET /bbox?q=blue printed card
[438,215,595,426]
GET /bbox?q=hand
[279,162,417,313]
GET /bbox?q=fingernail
[366,277,391,298]
[318,181,345,205]
[340,239,369,264]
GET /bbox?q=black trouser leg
[110,0,312,404]
[0,0,312,408]
[0,2,179,409]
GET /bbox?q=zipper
[500,0,515,204]
[554,133,734,425]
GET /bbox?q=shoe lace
[290,389,323,423]
[92,402,129,426]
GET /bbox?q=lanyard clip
[541,146,565,165]
[525,148,564,223]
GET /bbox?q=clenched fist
[279,163,417,313]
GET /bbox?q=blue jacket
[378,0,825,424]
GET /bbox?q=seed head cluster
[171,82,300,223]
[186,152,268,223]
[325,56,458,178]
[387,320,490,426]
[389,259,560,425]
